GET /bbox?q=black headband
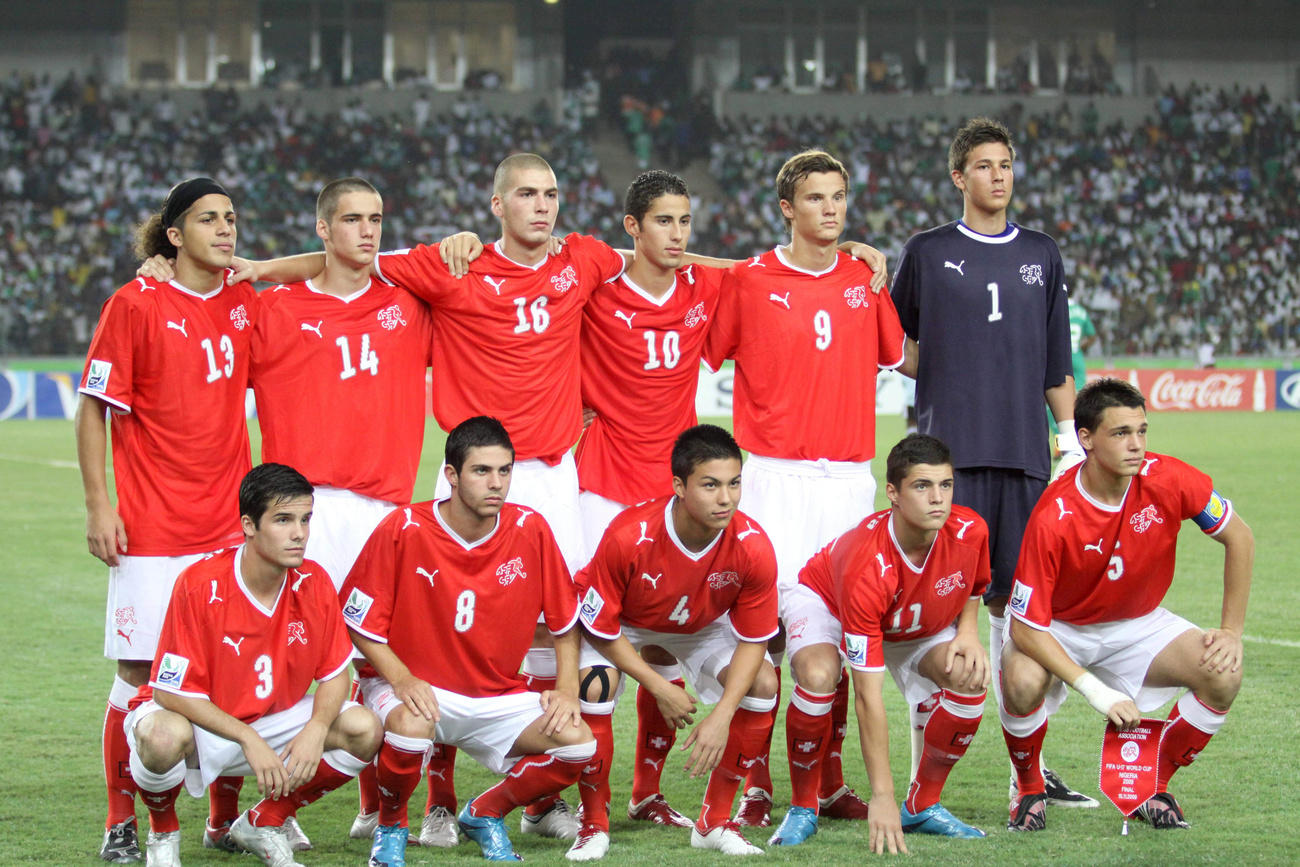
[161,177,231,228]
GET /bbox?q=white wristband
[1055,420,1081,454]
[1070,671,1130,716]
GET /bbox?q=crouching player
[774,434,992,852]
[125,463,382,867]
[340,416,595,865]
[572,425,779,859]
[1001,379,1253,831]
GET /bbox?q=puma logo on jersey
[1141,457,1158,476]
[166,318,188,338]
[300,320,323,338]
[116,628,133,646]
[875,552,894,577]
[613,310,637,329]
[635,522,654,546]
[222,635,245,656]
[135,278,155,292]
[640,572,662,589]
[736,521,761,541]
[516,509,533,527]
[747,256,765,268]
[208,580,223,604]
[291,570,310,591]
[484,275,506,295]
[768,292,791,309]
[1056,498,1073,520]
[416,567,438,588]
[954,517,975,539]
[1084,538,1105,555]
[944,260,965,276]
[401,508,420,530]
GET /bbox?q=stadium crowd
[1,72,1296,358]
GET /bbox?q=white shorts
[305,487,397,590]
[742,454,877,591]
[361,677,544,775]
[105,552,207,660]
[882,628,958,705]
[578,490,629,564]
[127,695,362,797]
[1013,607,1197,713]
[621,619,770,705]
[437,452,585,574]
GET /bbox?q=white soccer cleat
[565,826,610,861]
[418,805,460,847]
[228,813,304,867]
[283,816,312,852]
[145,830,180,867]
[520,798,580,840]
[349,810,379,840]
[691,822,764,856]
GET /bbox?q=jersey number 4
[667,595,691,625]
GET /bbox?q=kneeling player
[126,464,382,867]
[572,424,779,859]
[341,416,595,865]
[776,434,991,852]
[1001,378,1252,831]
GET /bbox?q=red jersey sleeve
[338,511,401,643]
[874,285,906,369]
[1007,507,1062,630]
[839,563,898,672]
[537,521,580,636]
[308,578,356,683]
[576,532,630,639]
[700,266,742,371]
[373,246,456,304]
[149,573,211,700]
[564,233,626,287]
[727,532,780,642]
[80,286,141,411]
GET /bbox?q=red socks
[103,694,137,827]
[816,670,850,800]
[785,685,834,810]
[1002,714,1048,796]
[698,707,767,831]
[1156,693,1225,792]
[742,668,779,796]
[577,713,615,831]
[140,784,182,834]
[377,734,429,827]
[631,680,682,803]
[249,761,352,826]
[472,753,585,819]
[905,690,984,813]
[424,744,458,812]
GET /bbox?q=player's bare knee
[579,665,620,704]
[550,718,594,748]
[1195,665,1242,711]
[331,705,383,759]
[748,661,779,701]
[135,711,192,770]
[789,644,841,694]
[1000,652,1050,715]
[384,705,437,740]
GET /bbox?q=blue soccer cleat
[458,801,523,861]
[900,802,986,838]
[368,823,409,867]
[767,805,819,846]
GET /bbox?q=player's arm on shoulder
[1202,511,1253,674]
[242,252,328,285]
[348,630,440,723]
[75,395,127,566]
[849,668,908,855]
[837,241,888,290]
[437,231,484,278]
[152,689,291,799]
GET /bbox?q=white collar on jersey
[955,221,1020,245]
[887,513,932,575]
[232,544,287,618]
[618,272,677,307]
[305,277,373,304]
[167,276,228,300]
[492,239,549,272]
[432,497,501,550]
[772,244,840,277]
[1072,469,1131,514]
[663,497,725,562]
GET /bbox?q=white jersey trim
[167,276,229,300]
[318,655,354,685]
[955,221,1021,245]
[305,278,374,304]
[663,497,724,562]
[233,544,287,618]
[773,244,839,277]
[78,387,131,413]
[346,622,389,644]
[887,513,932,575]
[549,607,582,637]
[491,239,548,272]
[1073,470,1130,514]
[431,498,501,550]
[618,273,677,307]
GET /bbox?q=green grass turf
[2,411,1297,864]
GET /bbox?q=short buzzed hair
[948,117,1016,174]
[775,150,849,232]
[317,177,380,223]
[492,153,556,198]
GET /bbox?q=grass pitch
[2,410,1297,864]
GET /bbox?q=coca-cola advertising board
[1088,369,1275,412]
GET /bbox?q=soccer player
[340,416,595,865]
[772,434,991,851]
[573,424,780,859]
[76,177,257,863]
[890,116,1093,808]
[123,463,382,867]
[1001,378,1252,831]
[1068,296,1098,391]
[703,149,905,825]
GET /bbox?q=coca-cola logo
[1148,371,1245,410]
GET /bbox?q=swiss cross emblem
[287,621,307,646]
[707,571,740,590]
[1020,264,1044,286]
[684,302,708,328]
[550,265,578,294]
[934,572,966,597]
[229,304,250,330]
[377,304,406,330]
[1130,505,1165,534]
[496,556,527,586]
[114,606,138,627]
[843,285,868,308]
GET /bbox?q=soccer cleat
[899,802,986,838]
[1043,767,1099,808]
[368,823,409,867]
[565,825,610,861]
[100,817,144,863]
[1007,792,1048,832]
[520,798,580,840]
[767,805,818,846]
[627,793,692,828]
[1135,792,1190,829]
[818,785,871,820]
[733,787,773,827]
[350,810,379,840]
[418,805,460,847]
[691,822,764,856]
[144,830,180,867]
[459,802,523,861]
[283,816,312,852]
[228,813,304,867]
[203,820,242,852]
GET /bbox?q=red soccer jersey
[702,248,904,462]
[1009,453,1230,628]
[576,264,726,504]
[251,279,433,504]
[576,497,779,642]
[374,235,625,461]
[799,505,990,671]
[341,501,579,697]
[145,549,353,723]
[79,275,255,556]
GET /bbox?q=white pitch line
[1243,633,1300,649]
[0,453,83,470]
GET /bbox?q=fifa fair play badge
[1099,719,1166,835]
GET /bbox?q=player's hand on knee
[538,689,582,735]
[1201,628,1244,674]
[438,231,483,278]
[867,796,909,855]
[136,255,175,281]
[393,674,439,723]
[655,683,697,729]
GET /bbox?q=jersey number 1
[985,283,1003,323]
